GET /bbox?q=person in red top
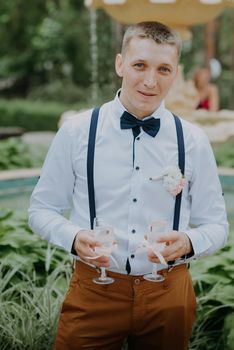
[193,66,219,112]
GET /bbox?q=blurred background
[0,0,233,117]
[0,1,234,349]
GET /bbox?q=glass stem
[100,267,106,280]
[152,263,158,277]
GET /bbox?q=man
[28,21,228,350]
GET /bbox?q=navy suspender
[167,115,185,266]
[87,108,185,263]
[173,114,185,231]
[87,107,100,229]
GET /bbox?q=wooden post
[231,11,234,109]
[90,8,98,104]
[204,18,219,65]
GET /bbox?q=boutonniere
[149,165,186,197]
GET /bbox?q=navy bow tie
[120,111,160,138]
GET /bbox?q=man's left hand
[148,231,192,263]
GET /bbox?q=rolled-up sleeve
[28,123,82,253]
[184,130,229,259]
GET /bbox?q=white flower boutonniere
[150,165,186,197]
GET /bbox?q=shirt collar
[111,89,165,121]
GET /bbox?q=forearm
[184,222,228,260]
[28,207,81,253]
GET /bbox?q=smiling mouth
[138,91,158,97]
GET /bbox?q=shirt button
[133,198,137,202]
[131,229,136,233]
[135,166,140,170]
[131,254,135,259]
[136,137,140,141]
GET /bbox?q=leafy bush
[0,138,31,170]
[28,80,91,104]
[189,212,234,350]
[190,245,234,350]
[0,99,82,131]
[0,209,72,350]
[0,263,69,350]
[0,137,47,170]
[0,208,233,349]
[0,209,70,277]
[212,137,234,169]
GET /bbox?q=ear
[115,53,124,78]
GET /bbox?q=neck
[118,94,161,120]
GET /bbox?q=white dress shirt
[28,92,229,275]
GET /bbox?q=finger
[156,231,180,243]
[147,250,162,264]
[81,257,110,268]
[77,245,97,258]
[162,241,184,257]
[80,237,99,247]
[78,231,98,246]
[92,258,110,268]
[80,252,110,266]
[95,255,110,264]
[148,249,157,259]
[163,245,185,261]
[148,243,182,263]
[148,255,161,264]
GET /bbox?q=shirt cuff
[182,228,212,259]
[70,228,86,255]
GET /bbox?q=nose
[143,71,157,89]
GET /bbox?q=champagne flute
[92,217,115,285]
[143,219,168,282]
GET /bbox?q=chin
[137,103,159,115]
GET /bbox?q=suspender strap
[167,115,185,267]
[87,107,100,229]
[173,114,185,231]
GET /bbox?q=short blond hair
[121,21,182,60]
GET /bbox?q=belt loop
[161,269,168,279]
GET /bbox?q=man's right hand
[73,230,110,267]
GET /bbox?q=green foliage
[224,313,234,349]
[28,80,91,104]
[0,136,50,170]
[0,207,233,349]
[0,0,117,102]
[218,9,234,110]
[0,138,32,170]
[212,137,234,168]
[0,208,72,349]
[0,99,72,131]
[0,1,46,82]
[0,209,70,274]
[0,1,233,107]
[189,230,234,350]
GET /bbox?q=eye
[134,63,145,69]
[159,66,171,73]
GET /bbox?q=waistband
[75,260,188,281]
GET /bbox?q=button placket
[127,131,142,273]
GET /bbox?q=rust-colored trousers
[54,261,196,350]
